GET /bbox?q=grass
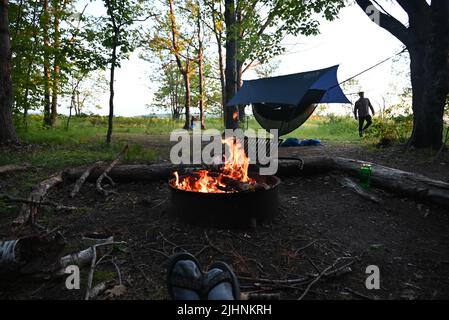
[3,114,364,170]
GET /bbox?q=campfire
[170,138,260,193]
[168,137,281,227]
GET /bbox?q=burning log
[12,172,64,227]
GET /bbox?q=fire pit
[168,138,281,228]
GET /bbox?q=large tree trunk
[50,0,61,126]
[408,46,446,149]
[224,0,237,129]
[42,0,52,127]
[0,0,17,144]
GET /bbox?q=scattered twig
[149,248,170,259]
[204,231,223,254]
[96,145,129,197]
[295,239,320,254]
[149,198,167,210]
[344,287,373,300]
[238,275,311,286]
[82,241,126,300]
[305,256,321,274]
[298,257,354,300]
[85,246,97,300]
[241,292,280,300]
[128,244,152,283]
[70,161,103,198]
[157,232,186,253]
[333,175,381,203]
[0,164,30,175]
[0,193,77,211]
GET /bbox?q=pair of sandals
[167,253,240,300]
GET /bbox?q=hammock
[227,65,351,136]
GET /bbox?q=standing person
[354,91,375,137]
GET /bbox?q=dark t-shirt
[355,98,373,117]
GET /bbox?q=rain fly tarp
[227,65,351,135]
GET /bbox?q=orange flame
[171,138,255,193]
[233,111,238,121]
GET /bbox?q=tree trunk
[236,59,245,124]
[217,37,226,117]
[235,6,245,124]
[197,6,205,130]
[42,0,51,127]
[168,0,190,130]
[106,44,116,145]
[50,0,61,126]
[408,47,445,149]
[355,0,449,149]
[408,2,449,149]
[183,68,191,130]
[224,0,237,129]
[210,1,226,119]
[0,0,18,144]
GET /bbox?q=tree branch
[355,0,413,46]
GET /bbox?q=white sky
[60,1,411,117]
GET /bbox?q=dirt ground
[1,137,449,300]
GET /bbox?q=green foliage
[234,0,346,65]
[9,0,109,119]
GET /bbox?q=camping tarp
[225,65,351,136]
[226,65,350,106]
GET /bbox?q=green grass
[4,114,364,170]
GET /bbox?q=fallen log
[12,172,64,226]
[277,157,449,208]
[0,164,30,175]
[63,157,449,209]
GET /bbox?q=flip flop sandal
[167,252,204,300]
[203,261,240,300]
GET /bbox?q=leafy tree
[101,0,144,144]
[355,0,449,149]
[222,0,346,128]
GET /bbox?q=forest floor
[1,135,449,300]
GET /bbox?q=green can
[360,164,372,189]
